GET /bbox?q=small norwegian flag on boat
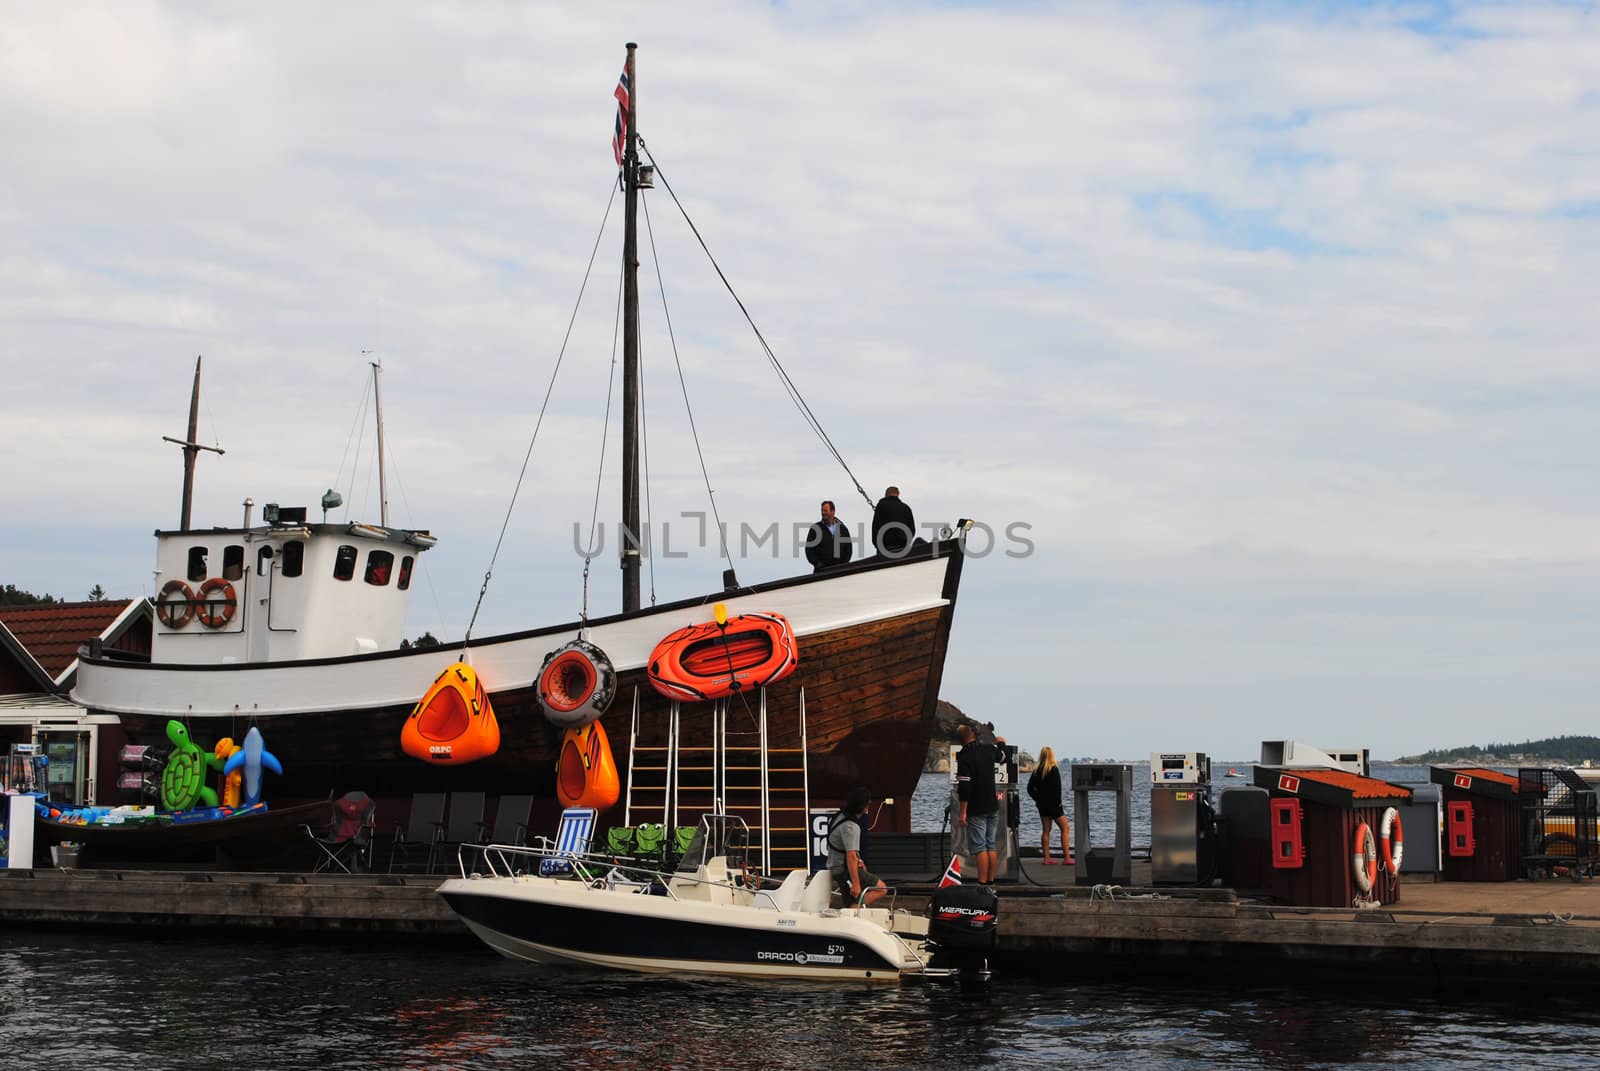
[612,65,631,166]
[938,854,963,888]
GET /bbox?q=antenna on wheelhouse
[365,352,389,527]
[620,41,643,614]
[161,354,225,531]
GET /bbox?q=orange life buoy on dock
[156,580,196,629]
[1352,821,1378,894]
[1379,806,1404,876]
[537,639,616,728]
[195,578,237,629]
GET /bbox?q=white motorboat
[437,816,978,983]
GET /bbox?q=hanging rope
[640,190,734,572]
[641,143,874,512]
[581,255,626,626]
[335,374,373,523]
[638,302,658,606]
[462,180,620,649]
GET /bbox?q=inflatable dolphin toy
[222,727,282,807]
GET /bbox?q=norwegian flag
[612,66,631,166]
[938,854,963,888]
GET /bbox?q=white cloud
[2,1,1598,758]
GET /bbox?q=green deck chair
[633,822,667,863]
[605,826,637,859]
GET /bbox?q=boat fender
[1352,821,1378,895]
[195,577,238,629]
[537,639,617,727]
[156,580,196,629]
[1379,807,1404,876]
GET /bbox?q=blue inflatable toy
[221,727,282,807]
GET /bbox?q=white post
[6,795,35,869]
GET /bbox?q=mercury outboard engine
[928,884,998,989]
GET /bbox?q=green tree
[0,584,59,607]
[87,584,106,601]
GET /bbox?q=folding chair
[304,791,377,874]
[633,822,667,865]
[431,791,488,874]
[538,807,597,877]
[485,795,534,847]
[605,826,637,859]
[388,792,446,873]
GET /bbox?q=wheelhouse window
[397,555,414,591]
[256,546,274,577]
[282,540,304,578]
[187,546,208,582]
[333,545,358,581]
[222,544,245,581]
[365,550,394,587]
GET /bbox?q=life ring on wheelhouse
[1380,806,1404,876]
[156,580,196,629]
[1352,821,1379,895]
[647,608,798,703]
[537,639,617,728]
[194,578,238,629]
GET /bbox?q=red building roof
[1260,766,1412,803]
[1455,767,1520,788]
[0,600,137,679]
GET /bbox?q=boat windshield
[674,814,752,874]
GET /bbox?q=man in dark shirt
[955,723,1002,885]
[804,499,854,572]
[870,486,916,558]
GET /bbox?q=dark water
[3,930,1599,1070]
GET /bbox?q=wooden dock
[4,862,1600,987]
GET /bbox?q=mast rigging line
[581,254,627,626]
[463,179,622,649]
[640,191,735,576]
[641,142,874,512]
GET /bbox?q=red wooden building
[1257,766,1410,907]
[1431,766,1520,882]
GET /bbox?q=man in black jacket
[871,486,915,557]
[804,499,853,572]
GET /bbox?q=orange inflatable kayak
[647,609,798,703]
[401,661,502,764]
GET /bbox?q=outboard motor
[928,884,998,990]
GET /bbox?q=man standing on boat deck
[871,486,916,558]
[827,786,888,906]
[805,500,854,572]
[956,724,1003,887]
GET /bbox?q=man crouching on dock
[827,787,888,907]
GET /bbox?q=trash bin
[51,843,82,868]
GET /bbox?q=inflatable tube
[401,661,502,764]
[537,639,617,728]
[195,577,237,629]
[156,580,195,629]
[647,609,798,702]
[557,721,620,812]
[1379,806,1404,876]
[1352,821,1378,895]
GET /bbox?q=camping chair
[388,792,446,874]
[633,822,667,865]
[431,791,488,874]
[537,807,597,877]
[605,826,637,860]
[304,791,377,874]
[669,825,697,866]
[485,795,534,848]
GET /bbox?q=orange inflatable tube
[401,661,502,764]
[557,721,620,812]
[647,610,798,703]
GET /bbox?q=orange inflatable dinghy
[401,661,502,764]
[647,609,798,703]
[557,721,620,811]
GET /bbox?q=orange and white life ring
[156,580,196,629]
[195,577,238,629]
[537,639,616,728]
[1380,806,1404,876]
[1352,821,1378,894]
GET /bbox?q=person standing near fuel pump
[955,724,1002,886]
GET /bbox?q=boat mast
[367,353,389,526]
[621,41,642,613]
[161,354,224,531]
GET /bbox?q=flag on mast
[938,854,962,888]
[612,65,631,166]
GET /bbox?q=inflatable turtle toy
[160,720,222,811]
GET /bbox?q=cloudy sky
[3,2,1597,761]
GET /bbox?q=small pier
[5,862,1600,988]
